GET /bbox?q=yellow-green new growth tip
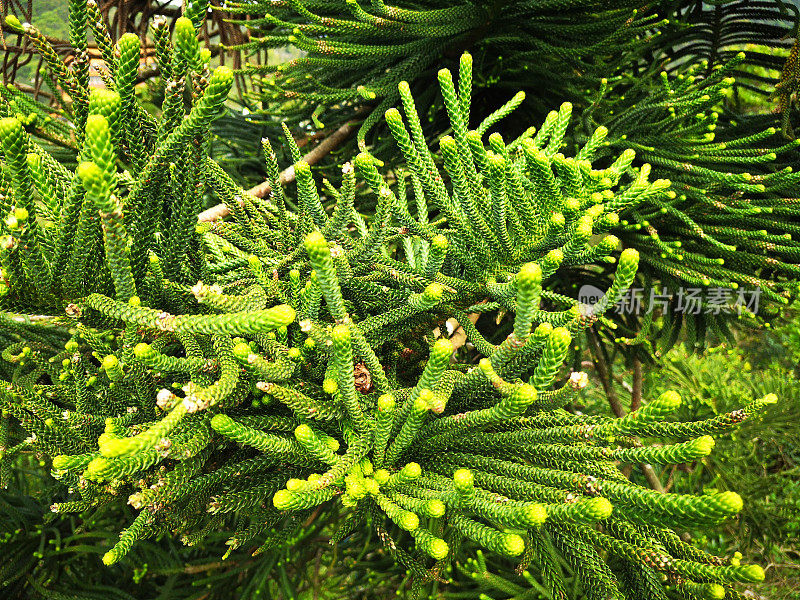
[531,327,572,391]
[101,354,123,380]
[761,393,778,405]
[521,503,547,527]
[500,533,525,557]
[0,117,24,150]
[273,487,338,511]
[709,491,744,515]
[272,489,293,510]
[424,499,446,518]
[88,89,121,123]
[453,468,474,491]
[691,435,716,456]
[232,342,252,361]
[619,247,640,270]
[304,230,347,320]
[740,564,765,583]
[399,511,420,531]
[207,65,234,95]
[85,113,109,136]
[133,343,152,359]
[378,394,395,413]
[583,497,613,520]
[77,161,107,198]
[84,114,116,190]
[174,17,200,67]
[4,15,22,30]
[427,537,449,560]
[409,282,445,310]
[400,462,421,480]
[294,424,315,442]
[514,262,542,338]
[652,390,682,412]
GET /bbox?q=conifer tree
[0,1,795,598]
[226,0,800,351]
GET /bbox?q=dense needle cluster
[228,0,800,352]
[0,2,793,599]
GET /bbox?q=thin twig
[181,560,234,574]
[12,82,56,101]
[587,328,665,493]
[586,328,625,418]
[631,357,643,412]
[197,117,361,222]
[640,463,666,493]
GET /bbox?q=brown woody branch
[587,328,665,493]
[197,117,361,223]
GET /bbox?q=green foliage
[226,0,800,147]
[1,2,798,599]
[0,17,779,596]
[653,342,800,553]
[226,0,800,354]
[576,298,800,598]
[225,0,662,133]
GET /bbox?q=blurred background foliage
[580,304,800,600]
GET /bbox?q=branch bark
[588,328,665,493]
[631,357,643,412]
[197,117,361,223]
[587,328,625,418]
